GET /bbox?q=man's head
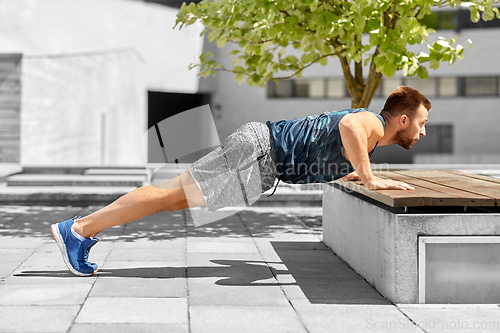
[381,86,431,150]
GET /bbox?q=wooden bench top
[334,170,500,208]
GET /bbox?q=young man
[51,86,430,276]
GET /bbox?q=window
[438,77,458,96]
[267,78,346,98]
[268,80,293,98]
[326,79,345,98]
[464,77,498,96]
[405,77,438,97]
[416,125,453,154]
[419,9,500,30]
[268,76,500,99]
[383,78,403,96]
[295,79,325,98]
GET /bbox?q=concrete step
[0,163,22,182]
[0,185,136,205]
[6,174,146,187]
[0,184,321,207]
[84,168,148,176]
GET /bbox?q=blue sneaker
[51,216,99,276]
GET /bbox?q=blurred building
[0,0,205,166]
[0,1,498,166]
[205,6,500,164]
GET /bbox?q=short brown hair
[381,86,431,119]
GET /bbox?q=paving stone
[0,262,22,279]
[278,261,364,279]
[188,280,288,306]
[259,248,343,263]
[112,238,186,250]
[90,277,187,298]
[399,307,500,333]
[0,248,34,263]
[187,239,260,254]
[189,305,308,333]
[0,284,91,305]
[98,261,186,279]
[4,270,98,285]
[187,262,274,285]
[21,250,108,268]
[290,300,421,333]
[186,252,265,267]
[0,305,80,332]
[69,323,189,333]
[0,236,46,249]
[105,247,186,262]
[281,279,389,304]
[76,297,188,324]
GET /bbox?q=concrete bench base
[322,183,500,304]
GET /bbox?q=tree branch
[321,0,343,15]
[213,52,337,81]
[359,51,382,108]
[330,39,356,106]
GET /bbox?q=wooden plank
[395,170,500,206]
[376,171,494,207]
[375,171,464,206]
[335,178,426,207]
[448,170,500,186]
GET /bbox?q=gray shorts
[189,122,279,212]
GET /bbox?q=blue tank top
[266,108,386,184]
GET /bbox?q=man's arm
[339,113,414,191]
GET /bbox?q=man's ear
[400,114,409,126]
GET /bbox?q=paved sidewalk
[0,206,499,333]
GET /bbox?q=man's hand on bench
[366,178,415,191]
[341,171,361,182]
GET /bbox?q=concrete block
[290,300,421,333]
[105,247,186,262]
[6,174,145,187]
[69,323,189,333]
[399,307,500,333]
[280,279,389,305]
[187,263,275,286]
[187,280,288,306]
[98,262,186,279]
[0,284,90,305]
[186,239,260,254]
[186,252,265,267]
[89,277,187,298]
[76,297,188,324]
[0,249,33,263]
[0,305,79,332]
[323,184,500,303]
[189,305,307,333]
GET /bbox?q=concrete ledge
[0,163,23,182]
[0,186,135,206]
[322,183,500,304]
[6,174,146,187]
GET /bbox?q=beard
[392,129,415,150]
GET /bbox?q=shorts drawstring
[267,177,281,197]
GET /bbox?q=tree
[175,0,500,108]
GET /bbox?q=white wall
[21,50,146,166]
[0,0,204,93]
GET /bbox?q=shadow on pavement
[16,243,389,305]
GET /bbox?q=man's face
[393,104,429,150]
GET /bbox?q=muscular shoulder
[339,111,384,139]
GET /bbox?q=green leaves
[175,0,497,94]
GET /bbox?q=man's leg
[51,168,205,276]
[72,168,205,238]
